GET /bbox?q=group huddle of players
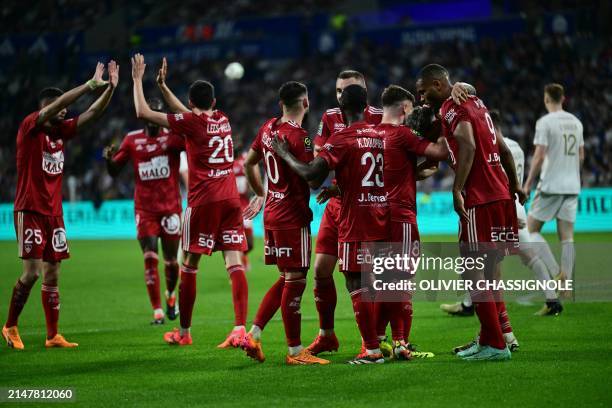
[4,53,583,365]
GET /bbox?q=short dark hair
[38,87,63,104]
[418,64,449,82]
[337,70,365,82]
[279,81,307,110]
[147,97,164,112]
[381,85,415,107]
[544,83,564,103]
[339,84,367,115]
[488,109,502,129]
[188,80,215,110]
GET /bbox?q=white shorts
[529,190,578,223]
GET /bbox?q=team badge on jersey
[304,137,312,152]
[161,214,181,235]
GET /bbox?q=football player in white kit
[523,84,584,300]
[489,111,563,316]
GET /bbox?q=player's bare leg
[139,236,165,324]
[164,251,200,345]
[218,250,248,348]
[161,237,180,321]
[242,228,254,272]
[3,259,42,350]
[307,253,340,355]
[557,219,575,300]
[41,262,77,348]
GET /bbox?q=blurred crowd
[1,6,611,205]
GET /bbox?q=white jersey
[505,137,527,222]
[533,110,583,194]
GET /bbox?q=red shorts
[338,241,382,273]
[315,197,340,256]
[389,221,421,259]
[182,199,248,256]
[135,210,181,240]
[264,227,311,272]
[459,199,519,255]
[14,211,69,262]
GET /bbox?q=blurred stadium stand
[1,0,610,205]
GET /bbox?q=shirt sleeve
[447,104,471,135]
[20,112,41,137]
[316,133,344,170]
[250,128,263,154]
[313,114,331,147]
[533,118,549,146]
[400,127,431,156]
[292,130,315,163]
[166,112,193,137]
[112,136,131,165]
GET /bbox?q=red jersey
[318,121,389,242]
[314,105,383,147]
[378,124,431,224]
[440,96,511,208]
[251,118,313,230]
[167,111,240,207]
[233,151,250,209]
[14,111,78,216]
[112,129,185,214]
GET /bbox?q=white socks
[249,325,262,340]
[367,348,382,355]
[463,292,473,308]
[288,345,304,356]
[180,327,190,336]
[527,257,558,300]
[561,240,575,280]
[319,329,334,337]
[529,232,560,278]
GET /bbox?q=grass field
[1,234,611,407]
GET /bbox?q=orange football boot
[241,333,265,362]
[2,326,24,350]
[286,349,330,365]
[217,326,246,349]
[163,328,192,345]
[45,334,78,348]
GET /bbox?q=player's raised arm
[132,53,170,128]
[156,57,190,114]
[451,121,476,220]
[77,60,119,129]
[243,148,265,220]
[36,62,109,126]
[271,135,329,188]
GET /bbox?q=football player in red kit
[103,98,185,325]
[273,84,390,364]
[417,64,525,361]
[308,70,383,356]
[241,81,329,365]
[131,54,249,347]
[376,85,449,359]
[3,61,119,350]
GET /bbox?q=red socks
[179,264,197,329]
[375,302,391,338]
[253,276,284,329]
[471,289,505,349]
[281,277,306,347]
[402,300,413,343]
[41,284,59,339]
[227,265,248,327]
[313,277,336,331]
[144,251,161,310]
[164,260,179,294]
[496,301,513,334]
[350,288,379,350]
[6,279,34,327]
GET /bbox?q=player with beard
[103,98,185,325]
[417,64,525,361]
[3,61,118,350]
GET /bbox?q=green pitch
[1,234,611,407]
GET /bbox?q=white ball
[224,62,244,80]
